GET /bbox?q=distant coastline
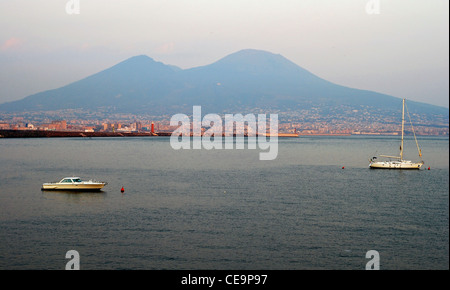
[0,129,428,138]
[0,129,160,138]
[0,129,298,138]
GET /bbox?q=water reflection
[41,190,106,204]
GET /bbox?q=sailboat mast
[400,98,405,161]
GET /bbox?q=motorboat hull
[41,183,106,191]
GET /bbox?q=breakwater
[0,129,165,138]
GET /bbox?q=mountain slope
[0,55,182,112]
[0,49,447,119]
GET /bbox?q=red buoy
[342,166,345,169]
[428,166,430,170]
[121,186,125,193]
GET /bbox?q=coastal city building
[0,115,448,136]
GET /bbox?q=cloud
[1,37,23,51]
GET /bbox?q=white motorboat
[42,177,107,191]
[369,98,424,169]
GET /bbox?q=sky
[0,0,448,108]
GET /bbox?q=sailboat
[369,98,424,169]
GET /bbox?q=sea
[0,135,448,270]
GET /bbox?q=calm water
[0,135,448,270]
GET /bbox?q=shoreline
[0,129,445,138]
[0,129,161,138]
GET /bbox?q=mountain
[0,49,448,122]
[0,55,182,113]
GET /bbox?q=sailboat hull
[369,161,423,169]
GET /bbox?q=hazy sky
[0,0,448,108]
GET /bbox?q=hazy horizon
[0,0,448,108]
